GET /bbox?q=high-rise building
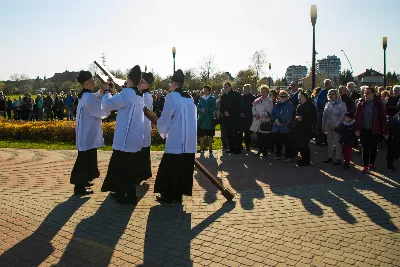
[285,65,308,84]
[317,55,341,78]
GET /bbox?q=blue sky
[0,0,399,81]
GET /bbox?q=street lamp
[311,5,317,90]
[145,65,147,72]
[341,49,354,74]
[268,63,271,88]
[172,47,176,73]
[383,37,387,88]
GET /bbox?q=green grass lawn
[0,138,224,151]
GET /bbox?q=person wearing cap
[271,90,295,161]
[334,112,356,170]
[100,66,145,204]
[136,72,155,184]
[154,69,197,204]
[386,106,400,172]
[70,70,110,195]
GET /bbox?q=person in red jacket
[355,86,389,173]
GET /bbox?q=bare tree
[251,50,267,89]
[199,54,216,84]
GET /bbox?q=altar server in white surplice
[136,72,154,184]
[154,69,197,204]
[100,65,145,204]
[70,71,110,195]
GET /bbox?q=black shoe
[333,159,341,165]
[387,167,397,172]
[323,158,333,163]
[74,186,93,195]
[297,160,310,166]
[156,195,173,204]
[343,164,350,170]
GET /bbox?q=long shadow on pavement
[138,201,235,267]
[194,153,219,204]
[0,195,89,266]
[57,183,150,267]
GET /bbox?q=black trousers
[225,118,241,152]
[386,140,398,169]
[241,130,252,149]
[6,109,11,119]
[256,132,268,152]
[274,133,292,158]
[360,129,380,167]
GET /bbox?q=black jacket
[341,94,354,113]
[386,95,400,109]
[240,93,256,131]
[388,118,400,144]
[335,121,356,145]
[295,100,317,147]
[289,91,299,112]
[220,90,241,118]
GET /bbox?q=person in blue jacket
[271,90,294,162]
[315,79,331,146]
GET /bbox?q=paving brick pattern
[0,145,399,266]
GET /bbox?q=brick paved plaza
[0,146,399,266]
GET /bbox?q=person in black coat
[240,84,256,150]
[294,91,317,166]
[386,86,400,109]
[335,112,356,170]
[386,107,400,172]
[339,85,354,113]
[220,82,242,154]
[288,81,300,115]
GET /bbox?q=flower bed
[0,118,164,145]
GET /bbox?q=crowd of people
[195,81,400,173]
[0,89,170,122]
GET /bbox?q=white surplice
[157,92,197,154]
[101,88,144,153]
[75,91,110,151]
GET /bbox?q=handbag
[259,111,272,132]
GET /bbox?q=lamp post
[383,37,387,88]
[268,63,271,88]
[311,5,317,90]
[145,65,147,72]
[172,47,176,73]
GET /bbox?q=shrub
[0,118,164,145]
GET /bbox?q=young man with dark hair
[154,69,197,203]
